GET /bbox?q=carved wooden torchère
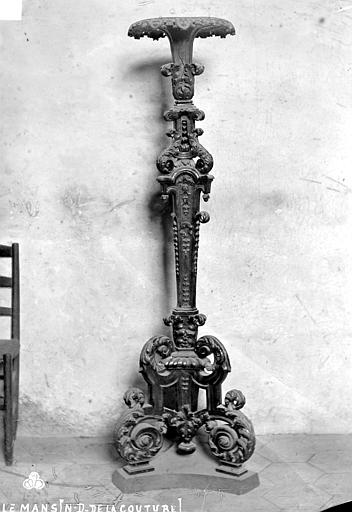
[113,17,257,486]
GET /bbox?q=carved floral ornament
[114,16,257,476]
[128,17,236,42]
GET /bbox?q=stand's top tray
[128,17,235,41]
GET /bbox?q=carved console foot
[122,462,155,475]
[204,390,256,466]
[215,461,248,477]
[113,388,167,471]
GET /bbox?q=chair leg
[4,354,14,465]
[12,354,20,440]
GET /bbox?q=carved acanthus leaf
[114,410,167,464]
[140,335,174,373]
[128,17,235,41]
[195,335,231,370]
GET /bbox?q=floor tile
[264,483,331,510]
[0,462,115,504]
[44,462,116,486]
[256,434,275,446]
[284,509,328,512]
[56,485,117,505]
[142,487,281,512]
[258,435,318,463]
[15,437,113,464]
[0,435,349,511]
[281,509,324,512]
[0,489,11,502]
[247,451,272,473]
[261,462,323,487]
[108,491,161,510]
[0,465,38,501]
[310,451,352,473]
[315,473,352,495]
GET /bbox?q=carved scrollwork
[195,335,230,371]
[196,211,210,224]
[206,419,254,464]
[157,124,213,174]
[156,130,183,174]
[189,131,214,174]
[114,407,167,464]
[161,62,204,78]
[123,388,145,409]
[203,389,256,464]
[140,335,174,373]
[164,105,205,122]
[193,313,207,326]
[224,389,246,411]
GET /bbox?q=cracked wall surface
[0,0,351,435]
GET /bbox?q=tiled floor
[0,435,351,511]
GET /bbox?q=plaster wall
[0,0,351,436]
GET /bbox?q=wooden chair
[0,243,20,465]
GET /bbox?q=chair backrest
[0,244,20,341]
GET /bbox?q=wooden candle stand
[112,17,259,494]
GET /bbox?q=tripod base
[112,435,259,495]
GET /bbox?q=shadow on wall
[124,56,175,322]
[120,58,175,380]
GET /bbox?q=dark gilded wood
[114,17,256,471]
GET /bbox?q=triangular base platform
[112,433,259,495]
